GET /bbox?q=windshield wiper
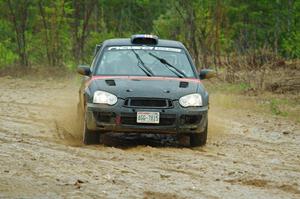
[132,49,154,77]
[148,52,187,78]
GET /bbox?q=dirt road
[0,76,299,199]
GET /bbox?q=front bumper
[85,100,208,134]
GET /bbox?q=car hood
[87,76,202,99]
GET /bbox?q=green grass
[269,99,289,117]
[207,81,300,123]
[206,82,251,93]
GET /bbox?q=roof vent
[131,34,158,45]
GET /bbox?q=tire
[82,108,100,145]
[190,120,208,147]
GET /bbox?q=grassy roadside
[205,81,300,123]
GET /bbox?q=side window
[94,44,102,57]
[90,44,102,73]
[90,58,96,73]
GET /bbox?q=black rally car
[77,34,214,146]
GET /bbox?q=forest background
[0,0,299,92]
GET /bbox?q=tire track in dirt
[0,76,299,199]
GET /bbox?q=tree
[72,0,96,63]
[0,0,299,69]
[6,0,30,67]
[37,0,71,67]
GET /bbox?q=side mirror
[199,69,216,80]
[77,65,91,76]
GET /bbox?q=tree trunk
[6,0,29,67]
[38,1,51,66]
[72,0,95,63]
[214,0,222,70]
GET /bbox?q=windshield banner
[107,46,182,53]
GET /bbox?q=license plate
[137,112,160,124]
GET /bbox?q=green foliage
[153,9,183,40]
[0,19,17,67]
[282,31,300,58]
[0,0,299,69]
[0,41,17,68]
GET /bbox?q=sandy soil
[0,76,299,199]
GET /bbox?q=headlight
[179,93,202,107]
[93,91,117,105]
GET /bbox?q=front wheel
[190,121,208,147]
[82,109,100,145]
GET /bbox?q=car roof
[102,38,185,48]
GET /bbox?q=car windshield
[95,46,195,78]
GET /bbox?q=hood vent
[179,81,189,88]
[105,79,116,86]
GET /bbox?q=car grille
[124,98,173,108]
[121,113,176,126]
